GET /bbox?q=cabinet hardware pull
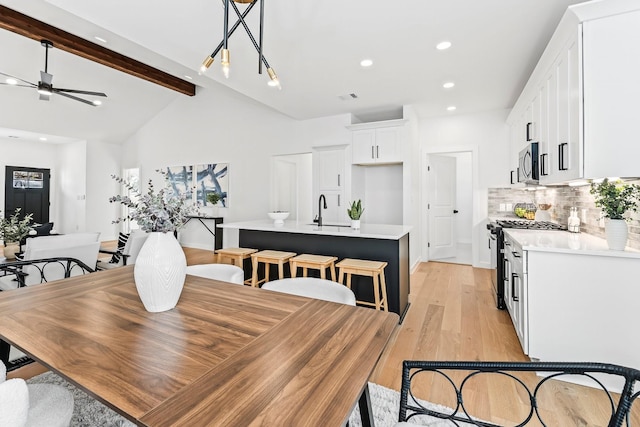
[512,251,520,258]
[504,241,511,246]
[510,170,515,184]
[338,194,340,206]
[512,273,519,302]
[338,174,340,186]
[371,146,374,159]
[376,145,379,158]
[540,153,548,176]
[516,167,520,183]
[526,122,532,141]
[559,142,568,171]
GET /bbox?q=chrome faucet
[317,194,327,226]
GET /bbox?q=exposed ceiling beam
[0,5,196,96]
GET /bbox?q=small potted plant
[589,178,640,250]
[347,199,364,230]
[0,208,34,259]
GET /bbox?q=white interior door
[427,154,457,260]
[270,153,313,223]
[271,158,298,219]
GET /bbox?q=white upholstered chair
[0,242,100,291]
[0,362,74,427]
[21,232,100,259]
[97,231,148,270]
[185,264,245,285]
[262,278,356,305]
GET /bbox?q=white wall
[86,141,123,241]
[122,84,352,224]
[56,141,87,234]
[419,109,510,268]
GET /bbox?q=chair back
[21,242,100,286]
[262,278,356,305]
[23,232,100,259]
[123,231,148,265]
[397,361,640,426]
[186,264,244,285]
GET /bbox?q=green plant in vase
[206,192,221,206]
[0,208,34,259]
[347,200,364,229]
[590,178,640,250]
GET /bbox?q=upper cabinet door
[317,149,344,191]
[352,130,377,164]
[582,9,640,179]
[374,126,402,163]
[351,125,403,165]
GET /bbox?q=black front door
[4,166,50,224]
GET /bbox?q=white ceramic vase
[134,232,187,312]
[3,242,20,260]
[605,219,628,251]
[351,219,361,230]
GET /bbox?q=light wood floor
[9,247,639,425]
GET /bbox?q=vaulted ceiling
[0,0,585,143]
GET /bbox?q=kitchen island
[219,220,411,320]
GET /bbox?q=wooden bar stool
[251,250,297,288]
[289,254,338,281]
[215,247,258,285]
[335,258,388,311]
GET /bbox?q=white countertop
[503,229,640,259]
[219,220,411,240]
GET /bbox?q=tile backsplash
[488,179,640,250]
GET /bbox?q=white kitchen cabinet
[503,234,528,353]
[313,145,350,223]
[348,120,406,165]
[507,3,640,184]
[503,229,640,391]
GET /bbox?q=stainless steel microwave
[518,142,539,184]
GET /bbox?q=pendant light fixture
[199,0,280,89]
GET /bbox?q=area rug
[27,371,472,426]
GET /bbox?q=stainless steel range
[487,219,566,309]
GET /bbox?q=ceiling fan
[0,39,107,106]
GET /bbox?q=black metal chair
[398,361,640,427]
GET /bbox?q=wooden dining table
[0,266,398,426]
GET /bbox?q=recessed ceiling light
[436,41,452,50]
[443,82,455,89]
[92,100,102,106]
[360,59,373,68]
[6,78,17,85]
[184,75,193,80]
[94,36,107,43]
[447,106,457,111]
[39,137,47,141]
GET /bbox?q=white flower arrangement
[109,170,197,233]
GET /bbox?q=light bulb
[6,78,17,85]
[199,56,214,74]
[221,49,230,79]
[267,67,281,90]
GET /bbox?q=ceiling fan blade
[55,88,107,97]
[0,83,35,88]
[39,93,51,101]
[40,71,53,85]
[54,90,97,106]
[0,71,36,86]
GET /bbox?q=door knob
[453,210,459,214]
